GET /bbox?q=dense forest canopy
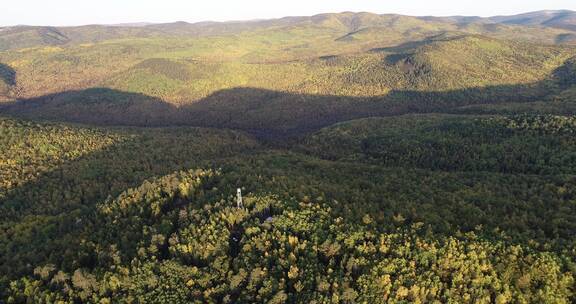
[1,31,576,136]
[1,10,576,303]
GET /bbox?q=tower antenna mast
[236,188,243,209]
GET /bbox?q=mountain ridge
[3,10,575,28]
[2,10,576,52]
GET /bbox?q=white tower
[236,188,243,209]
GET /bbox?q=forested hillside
[0,63,15,100]
[1,10,576,303]
[1,33,576,136]
[2,12,576,137]
[1,114,575,302]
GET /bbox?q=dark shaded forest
[0,63,15,86]
[1,112,576,303]
[0,79,570,138]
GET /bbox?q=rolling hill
[489,10,576,31]
[2,10,576,51]
[2,113,576,302]
[1,11,575,117]
[1,33,575,136]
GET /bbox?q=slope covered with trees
[300,114,576,174]
[6,169,575,303]
[1,34,576,136]
[1,12,576,138]
[1,113,576,302]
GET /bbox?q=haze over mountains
[488,10,576,31]
[2,10,576,51]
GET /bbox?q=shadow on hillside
[370,32,466,54]
[0,135,148,279]
[0,124,259,279]
[0,63,16,86]
[0,62,574,282]
[0,56,574,138]
[0,84,556,138]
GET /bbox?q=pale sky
[1,0,575,26]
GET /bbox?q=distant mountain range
[488,10,576,31]
[1,10,576,51]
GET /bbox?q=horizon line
[1,9,574,28]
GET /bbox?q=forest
[1,113,575,303]
[0,10,576,304]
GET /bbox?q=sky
[1,0,575,26]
